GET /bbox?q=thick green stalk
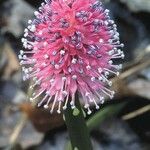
[63,96,93,150]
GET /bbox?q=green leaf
[87,103,126,131]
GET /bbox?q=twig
[122,105,150,120]
[119,59,150,80]
[9,81,34,146]
[9,114,28,145]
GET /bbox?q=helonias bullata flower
[19,0,124,114]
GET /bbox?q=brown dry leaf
[3,42,20,79]
[112,78,133,99]
[19,103,64,132]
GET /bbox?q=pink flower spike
[19,0,124,114]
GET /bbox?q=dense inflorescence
[19,0,124,114]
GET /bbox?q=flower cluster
[19,0,124,114]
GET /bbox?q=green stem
[63,95,93,150]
